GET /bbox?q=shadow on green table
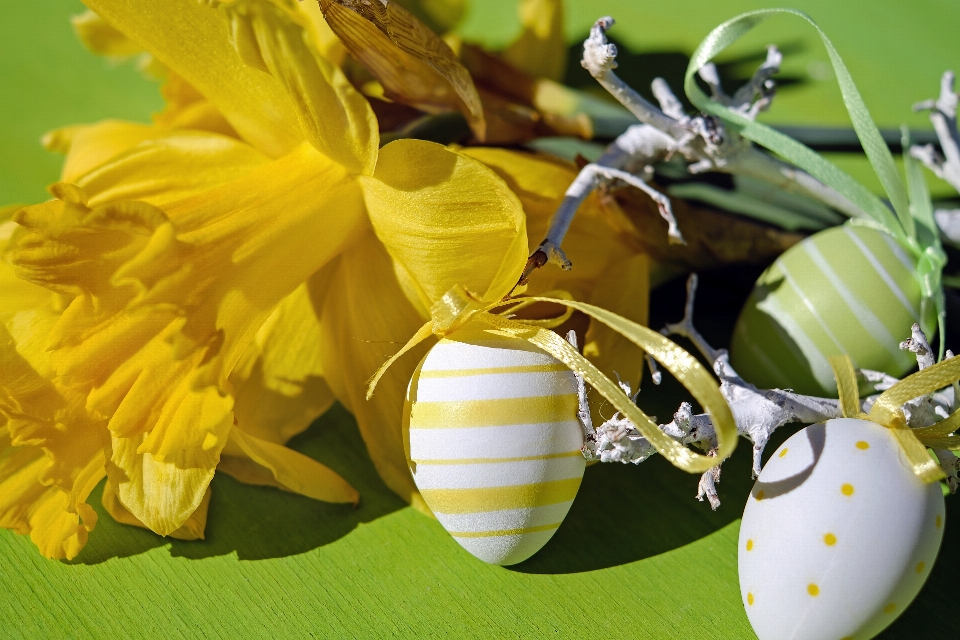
[70,389,744,572]
[71,404,408,565]
[67,271,959,638]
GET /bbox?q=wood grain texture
[2,2,957,638]
[1,392,956,639]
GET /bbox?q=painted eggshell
[739,418,945,640]
[730,225,931,396]
[406,324,585,565]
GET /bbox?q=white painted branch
[582,274,960,509]
[912,71,960,192]
[651,77,688,122]
[935,448,960,493]
[581,17,686,139]
[697,454,722,510]
[934,209,960,246]
[731,46,781,120]
[535,124,677,269]
[523,16,875,283]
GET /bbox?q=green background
[1,1,958,638]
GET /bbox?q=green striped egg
[731,224,933,396]
[405,324,585,565]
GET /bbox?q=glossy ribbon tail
[480,308,736,474]
[518,296,737,466]
[366,321,435,400]
[366,285,737,475]
[830,354,960,482]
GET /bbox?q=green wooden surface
[2,1,958,638]
[0,0,163,205]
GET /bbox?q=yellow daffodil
[503,0,567,82]
[1,0,650,558]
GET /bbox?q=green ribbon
[684,9,947,355]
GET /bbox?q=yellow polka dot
[747,592,755,606]
[936,514,943,528]
[755,490,765,500]
[807,583,820,597]
[856,440,870,450]
[746,539,754,551]
[916,561,925,574]
[841,483,855,496]
[779,448,788,458]
[884,603,897,614]
[823,533,837,546]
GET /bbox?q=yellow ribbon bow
[829,354,960,483]
[368,284,738,474]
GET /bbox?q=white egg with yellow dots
[405,323,585,565]
[739,418,946,640]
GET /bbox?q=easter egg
[730,224,933,396]
[739,418,946,640]
[405,323,585,565]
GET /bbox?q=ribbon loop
[871,354,960,418]
[829,354,959,482]
[430,285,487,336]
[828,355,867,420]
[368,287,738,475]
[477,305,736,474]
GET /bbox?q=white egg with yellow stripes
[405,323,584,565]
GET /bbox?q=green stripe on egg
[731,224,932,396]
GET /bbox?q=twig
[580,274,960,508]
[912,71,960,192]
[520,16,869,285]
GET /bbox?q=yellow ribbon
[368,284,737,474]
[829,354,960,483]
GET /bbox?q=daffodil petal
[0,438,104,560]
[70,12,241,140]
[154,71,240,139]
[293,0,347,66]
[320,232,432,513]
[503,0,567,82]
[13,144,367,535]
[581,254,650,390]
[2,211,53,314]
[463,148,651,388]
[71,9,143,57]
[43,120,157,183]
[462,147,643,288]
[101,478,210,540]
[107,423,228,537]
[83,0,303,157]
[74,130,270,207]
[0,265,51,316]
[230,277,337,446]
[222,0,378,175]
[223,427,358,504]
[0,313,107,560]
[1,312,107,484]
[16,144,365,404]
[360,140,528,310]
